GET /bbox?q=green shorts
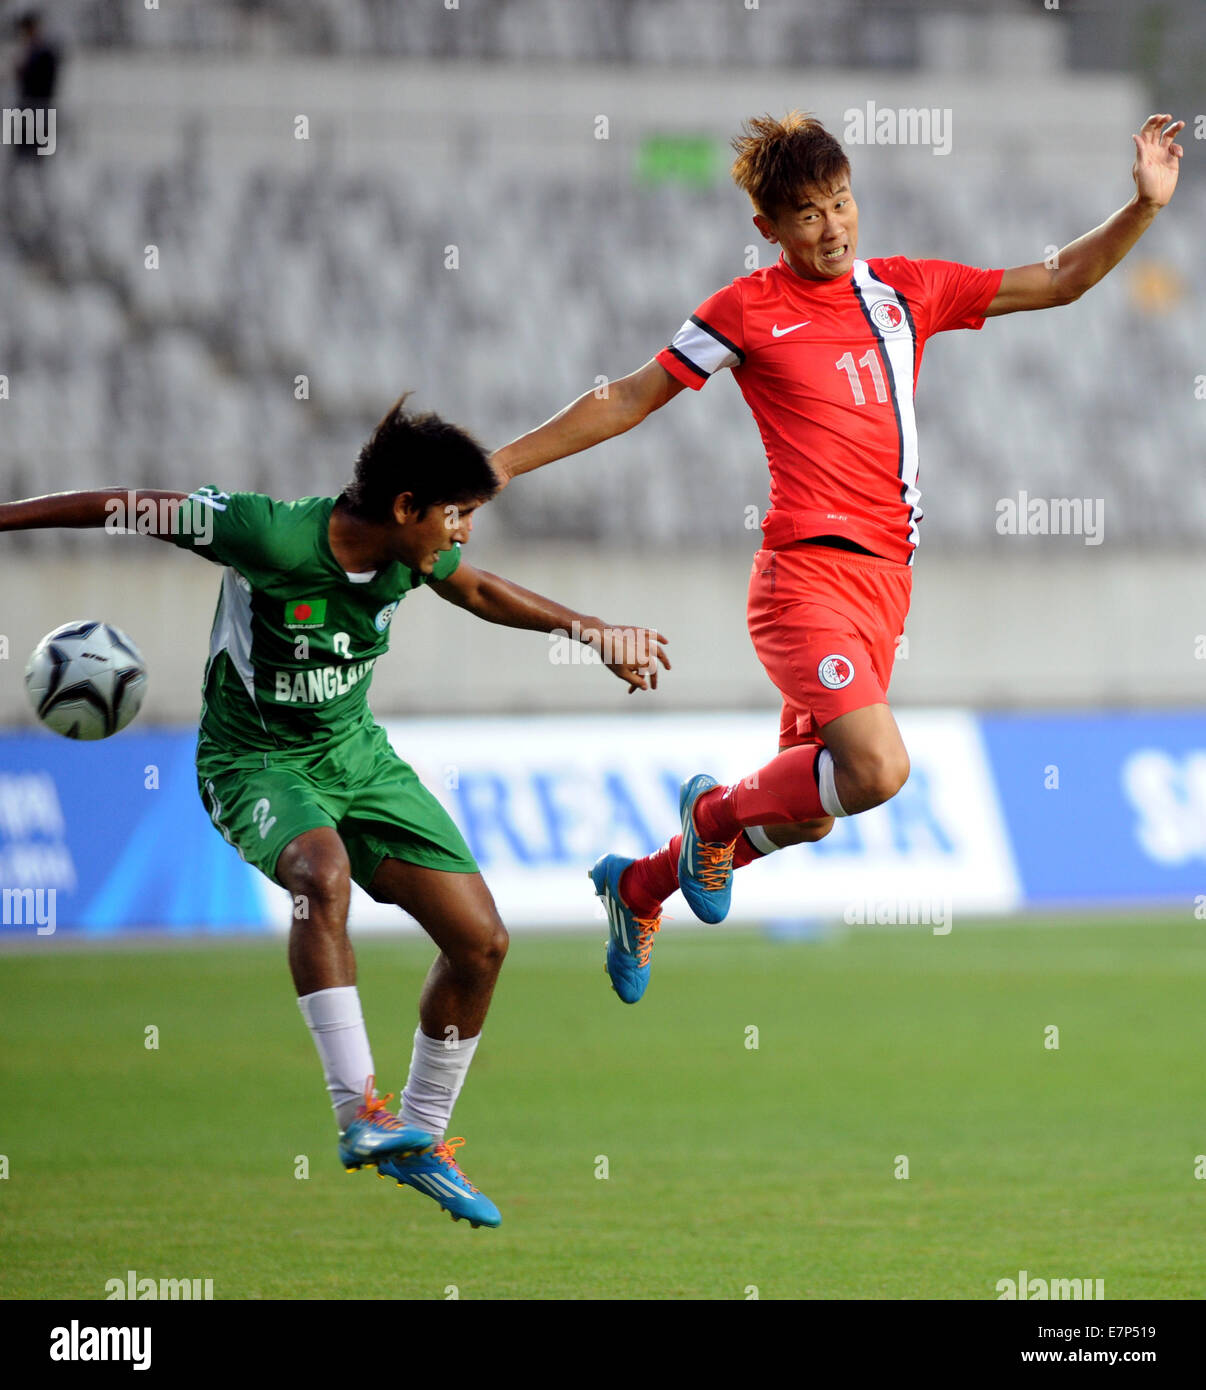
[196,721,478,889]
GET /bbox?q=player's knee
[869,747,910,805]
[769,816,836,847]
[841,747,910,812]
[280,847,351,917]
[482,920,510,971]
[797,816,836,843]
[453,918,509,979]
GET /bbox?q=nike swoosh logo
[771,321,811,337]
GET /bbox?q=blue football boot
[377,1137,501,1228]
[676,774,736,925]
[338,1075,435,1172]
[589,853,662,1004]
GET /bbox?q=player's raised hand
[588,624,670,694]
[1132,114,1184,209]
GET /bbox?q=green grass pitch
[2,916,1203,1300]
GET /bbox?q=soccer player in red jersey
[490,111,1184,1001]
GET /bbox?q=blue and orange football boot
[377,1137,501,1228]
[338,1075,435,1172]
[589,852,662,1004]
[676,774,736,924]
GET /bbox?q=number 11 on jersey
[835,349,888,405]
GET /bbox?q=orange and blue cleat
[676,774,736,924]
[338,1075,434,1172]
[589,852,661,1004]
[378,1137,501,1228]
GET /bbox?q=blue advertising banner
[0,730,264,933]
[979,711,1206,906]
[3,709,1202,934]
[352,710,1020,934]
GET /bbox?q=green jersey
[167,486,461,756]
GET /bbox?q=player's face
[392,496,482,573]
[755,183,859,281]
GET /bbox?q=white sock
[744,824,781,855]
[817,748,850,818]
[400,1026,481,1143]
[297,986,375,1133]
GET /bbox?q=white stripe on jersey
[667,316,740,380]
[210,567,257,705]
[852,260,922,558]
[203,778,248,862]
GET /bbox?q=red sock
[693,745,825,842]
[620,835,681,916]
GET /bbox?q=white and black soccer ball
[24,620,148,740]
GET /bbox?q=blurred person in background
[6,8,61,263]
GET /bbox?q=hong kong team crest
[373,602,399,632]
[869,300,905,332]
[818,654,855,690]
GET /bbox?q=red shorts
[746,544,913,749]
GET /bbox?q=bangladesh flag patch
[285,598,327,628]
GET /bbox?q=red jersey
[656,254,1003,564]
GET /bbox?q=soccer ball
[24,620,148,740]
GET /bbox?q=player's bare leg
[816,702,910,814]
[278,828,434,1170]
[279,827,355,994]
[367,859,507,1227]
[366,858,509,1047]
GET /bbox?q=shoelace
[358,1074,407,1131]
[433,1137,481,1193]
[633,915,661,968]
[696,840,735,891]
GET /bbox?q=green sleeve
[424,542,463,584]
[164,487,279,571]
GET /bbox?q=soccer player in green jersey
[0,395,668,1228]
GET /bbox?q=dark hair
[730,111,851,219]
[339,393,497,523]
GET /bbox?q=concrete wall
[1,542,1201,728]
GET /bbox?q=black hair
[339,393,497,524]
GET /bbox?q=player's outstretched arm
[490,359,684,488]
[431,561,670,693]
[0,489,190,534]
[985,114,1184,317]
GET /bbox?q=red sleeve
[655,281,746,391]
[912,259,1005,334]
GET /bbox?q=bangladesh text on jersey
[167,486,460,754]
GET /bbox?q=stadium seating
[3,133,1200,550]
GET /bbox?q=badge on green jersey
[285,598,327,628]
